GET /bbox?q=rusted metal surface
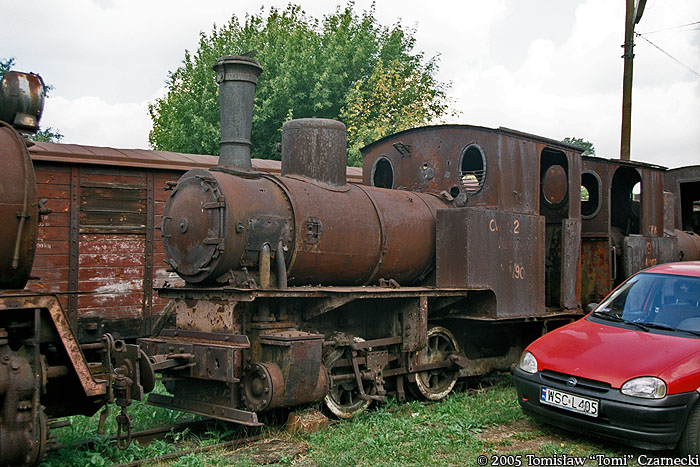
[162,166,448,286]
[623,236,678,275]
[241,331,328,411]
[542,164,568,205]
[435,207,546,318]
[361,125,582,216]
[581,158,612,234]
[157,286,468,302]
[214,56,262,170]
[173,299,242,333]
[0,71,45,132]
[0,309,44,466]
[34,294,108,396]
[281,118,347,186]
[641,167,666,238]
[0,292,111,465]
[664,165,700,235]
[360,124,582,316]
[147,393,261,426]
[68,166,80,325]
[581,239,612,305]
[283,177,447,285]
[582,156,677,291]
[664,191,677,235]
[676,230,700,261]
[400,296,428,352]
[0,122,38,289]
[144,171,155,333]
[139,331,248,383]
[560,218,582,310]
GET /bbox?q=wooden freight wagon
[26,141,362,341]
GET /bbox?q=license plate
[540,386,599,417]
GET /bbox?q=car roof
[644,261,700,277]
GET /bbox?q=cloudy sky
[2,0,698,167]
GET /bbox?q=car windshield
[592,273,700,336]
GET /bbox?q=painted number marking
[489,219,521,234]
[509,262,525,280]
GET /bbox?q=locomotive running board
[147,393,262,426]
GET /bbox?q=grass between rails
[42,375,650,466]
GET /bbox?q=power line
[638,20,700,35]
[635,33,700,77]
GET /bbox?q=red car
[513,262,700,453]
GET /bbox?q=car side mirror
[585,303,599,313]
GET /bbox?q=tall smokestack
[213,56,262,169]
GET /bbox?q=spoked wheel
[323,340,374,419]
[411,326,460,401]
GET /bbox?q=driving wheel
[411,326,459,401]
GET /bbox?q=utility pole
[620,0,647,160]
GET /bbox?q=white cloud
[447,0,699,167]
[41,91,162,149]
[3,0,698,166]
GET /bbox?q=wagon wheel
[411,326,460,401]
[323,340,374,419]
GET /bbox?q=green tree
[0,57,15,77]
[0,57,63,143]
[562,137,595,156]
[29,127,64,143]
[148,3,452,166]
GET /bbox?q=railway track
[45,418,260,465]
[111,433,266,467]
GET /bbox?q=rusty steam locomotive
[1,57,700,465]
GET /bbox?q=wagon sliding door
[30,162,163,341]
[75,166,153,340]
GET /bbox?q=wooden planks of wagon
[26,141,363,342]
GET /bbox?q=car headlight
[621,377,667,399]
[519,351,538,374]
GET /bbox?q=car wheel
[678,402,700,455]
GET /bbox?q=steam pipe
[276,240,287,289]
[213,56,263,169]
[259,243,271,289]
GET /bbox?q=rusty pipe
[259,243,271,289]
[276,240,287,289]
[213,56,262,169]
[46,365,69,379]
[11,157,29,270]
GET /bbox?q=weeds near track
[42,375,650,466]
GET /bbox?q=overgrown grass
[41,375,652,466]
[297,376,645,466]
[42,383,207,466]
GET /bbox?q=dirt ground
[476,418,573,452]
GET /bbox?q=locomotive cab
[361,125,584,317]
[581,157,680,306]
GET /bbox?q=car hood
[529,317,700,389]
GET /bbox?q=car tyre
[678,402,700,455]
